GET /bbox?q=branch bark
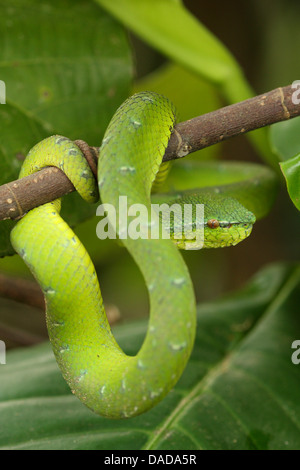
[0,84,299,221]
[0,273,45,309]
[163,84,299,161]
[0,272,120,326]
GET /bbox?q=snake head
[161,191,256,250]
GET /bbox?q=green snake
[10,92,277,419]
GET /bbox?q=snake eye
[207,219,219,229]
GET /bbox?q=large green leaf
[279,154,300,211]
[0,0,132,256]
[270,117,300,162]
[95,0,273,166]
[96,0,236,84]
[0,262,299,450]
[270,118,300,211]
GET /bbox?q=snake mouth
[209,221,255,229]
[204,221,254,248]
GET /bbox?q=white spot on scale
[120,379,126,392]
[101,135,111,145]
[168,341,187,352]
[137,359,146,370]
[44,287,56,295]
[172,277,186,287]
[130,119,142,128]
[98,177,105,188]
[118,166,136,174]
[150,388,163,399]
[77,369,88,382]
[53,320,65,327]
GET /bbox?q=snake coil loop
[10,92,273,419]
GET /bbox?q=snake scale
[10,92,277,419]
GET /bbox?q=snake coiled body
[10,92,276,419]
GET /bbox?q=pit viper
[10,92,277,419]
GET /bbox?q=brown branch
[0,273,45,309]
[0,322,46,347]
[1,167,75,221]
[0,272,121,325]
[163,84,300,161]
[0,84,299,221]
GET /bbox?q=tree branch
[0,272,121,325]
[0,84,299,221]
[163,84,299,161]
[0,273,45,309]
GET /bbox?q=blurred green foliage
[0,0,299,450]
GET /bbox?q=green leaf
[0,0,132,256]
[280,154,300,211]
[95,0,273,166]
[0,0,132,143]
[270,117,300,162]
[95,0,234,83]
[0,262,299,450]
[269,116,300,210]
